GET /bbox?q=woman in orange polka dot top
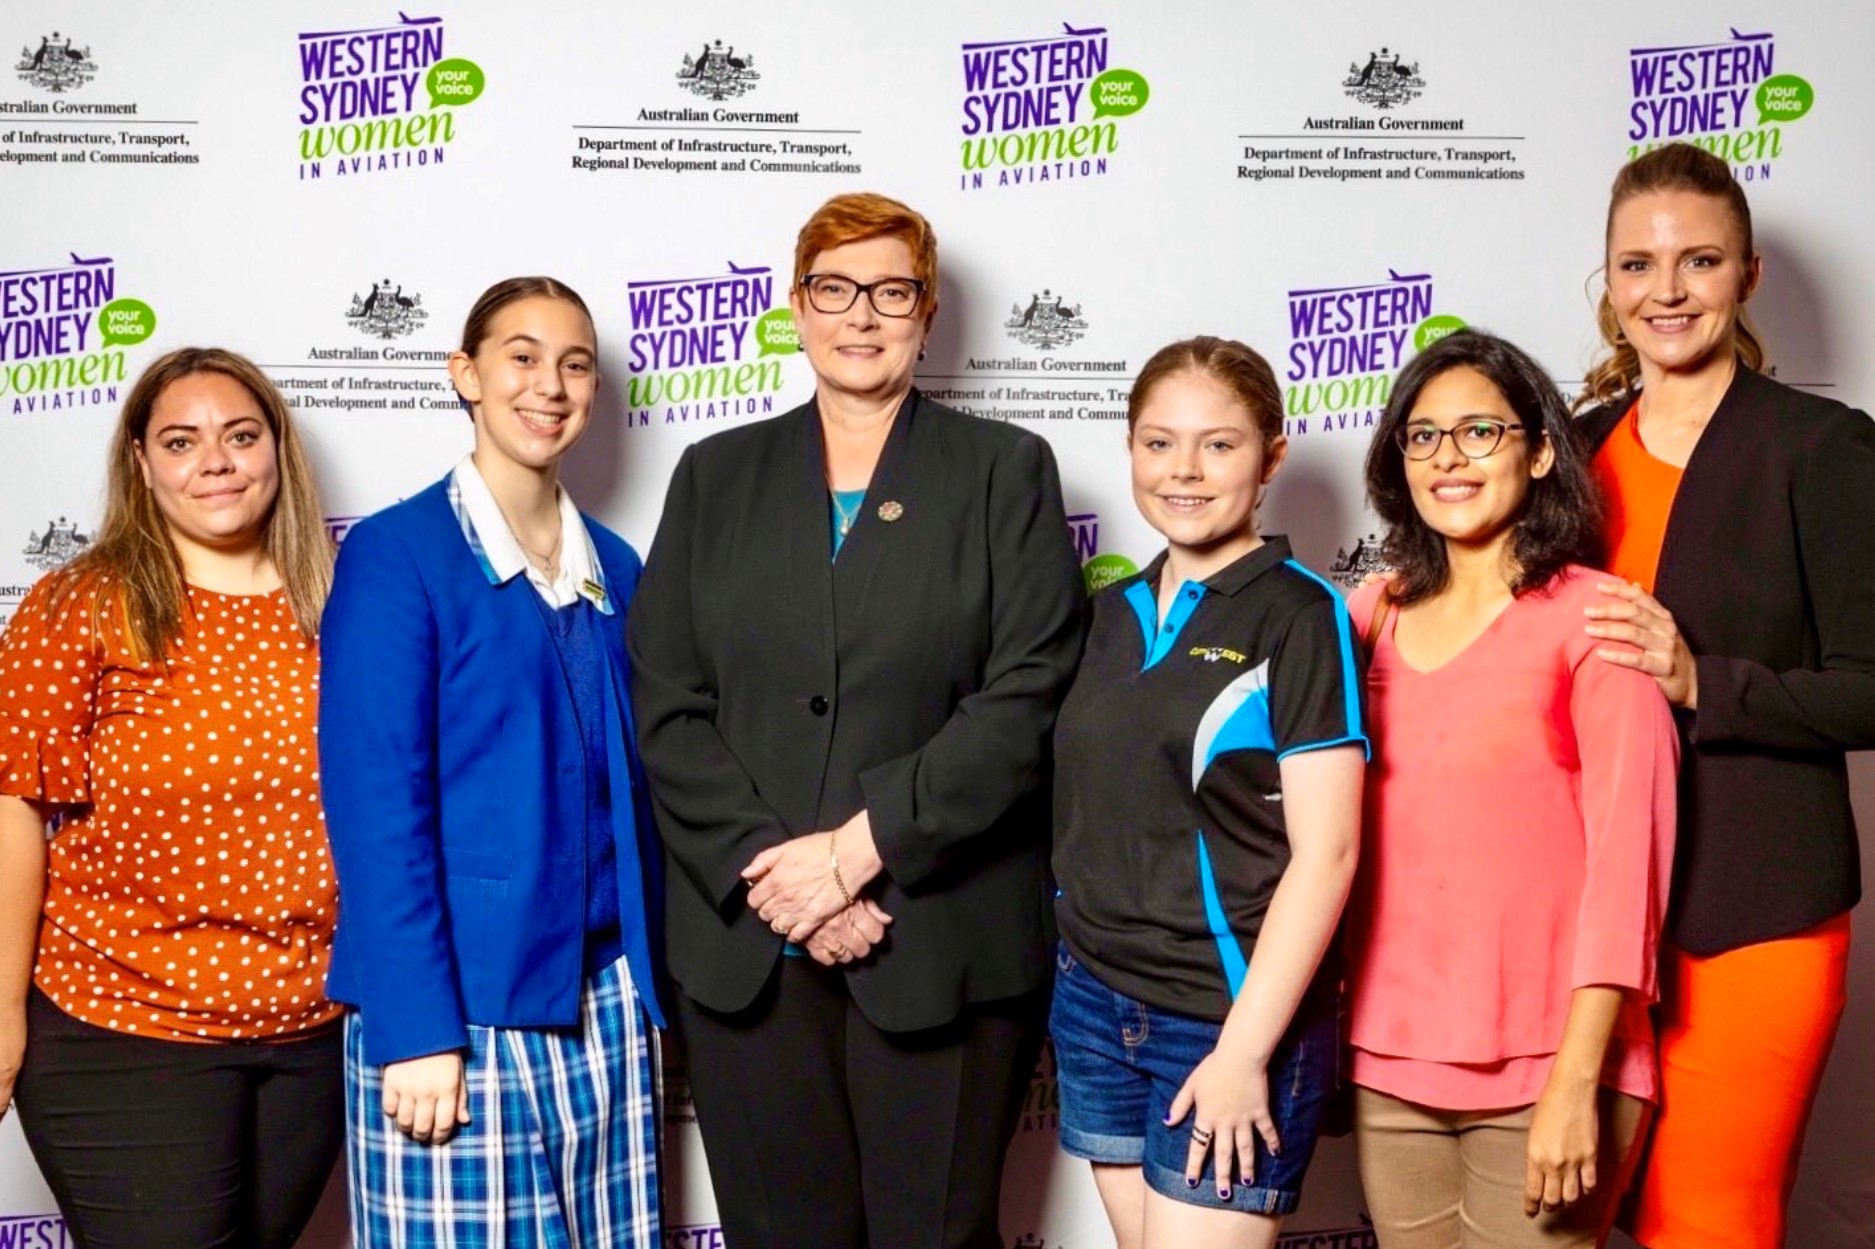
[0,347,342,1249]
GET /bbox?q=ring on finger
[831,944,849,958]
[770,918,789,935]
[1191,1127,1214,1146]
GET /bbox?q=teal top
[830,488,867,557]
[785,487,870,960]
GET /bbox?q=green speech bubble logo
[1082,553,1139,595]
[755,308,800,357]
[427,58,486,109]
[1090,69,1150,121]
[1413,314,1467,352]
[99,298,156,348]
[1755,74,1814,126]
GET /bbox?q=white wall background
[3,3,1871,1246]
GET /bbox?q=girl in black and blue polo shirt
[1052,336,1367,1247]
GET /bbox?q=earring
[918,346,928,361]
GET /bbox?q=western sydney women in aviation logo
[676,40,759,101]
[296,11,486,181]
[1284,269,1462,437]
[623,261,797,429]
[958,22,1150,192]
[347,278,429,339]
[1,252,156,415]
[1625,27,1814,178]
[15,32,96,93]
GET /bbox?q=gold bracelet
[830,829,855,908]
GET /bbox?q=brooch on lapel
[877,500,905,523]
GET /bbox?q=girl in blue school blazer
[319,277,664,1249]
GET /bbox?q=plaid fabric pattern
[445,469,503,586]
[345,956,659,1248]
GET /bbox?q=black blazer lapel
[1650,366,1761,629]
[786,402,839,677]
[824,390,923,613]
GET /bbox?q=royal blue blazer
[319,477,665,1068]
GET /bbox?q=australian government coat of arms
[16,32,97,92]
[676,40,759,102]
[1005,290,1088,352]
[347,280,429,340]
[24,517,92,571]
[1343,48,1425,109]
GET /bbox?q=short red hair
[792,192,939,322]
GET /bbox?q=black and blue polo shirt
[1052,535,1367,1023]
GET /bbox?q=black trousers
[675,956,1047,1249]
[13,988,344,1249]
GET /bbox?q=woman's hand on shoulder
[381,1050,470,1146]
[1584,579,1697,708]
[1165,1041,1281,1200]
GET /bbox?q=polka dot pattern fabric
[0,573,340,1042]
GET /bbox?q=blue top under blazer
[319,476,666,1068]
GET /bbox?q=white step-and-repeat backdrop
[4,3,1871,1246]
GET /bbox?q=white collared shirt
[449,456,608,611]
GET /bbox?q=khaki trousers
[1355,1086,1650,1249]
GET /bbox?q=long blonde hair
[1578,143,1766,410]
[53,348,332,664]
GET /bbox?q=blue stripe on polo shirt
[1125,578,1209,670]
[1195,830,1249,999]
[1192,659,1275,787]
[1282,559,1366,747]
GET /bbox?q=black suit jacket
[627,392,1087,1026]
[1579,366,1875,953]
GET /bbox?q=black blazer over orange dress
[1579,366,1875,955]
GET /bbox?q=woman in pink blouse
[1346,329,1678,1248]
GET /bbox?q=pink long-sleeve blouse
[1346,567,1678,1109]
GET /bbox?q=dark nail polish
[1218,1187,1231,1199]
[1186,1177,1199,1189]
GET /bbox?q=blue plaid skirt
[345,956,660,1248]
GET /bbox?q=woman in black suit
[628,192,1085,1249]
[1574,142,1875,1249]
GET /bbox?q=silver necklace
[831,490,861,538]
[519,529,564,579]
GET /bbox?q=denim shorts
[1048,942,1338,1216]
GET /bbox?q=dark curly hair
[1364,329,1602,604]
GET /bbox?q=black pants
[13,988,344,1249]
[675,956,1047,1249]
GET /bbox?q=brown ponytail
[1577,143,1765,411]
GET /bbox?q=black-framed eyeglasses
[1395,418,1527,460]
[800,274,926,318]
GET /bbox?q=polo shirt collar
[447,456,613,614]
[1138,534,1296,599]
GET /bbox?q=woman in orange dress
[0,348,340,1249]
[1576,142,1875,1249]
